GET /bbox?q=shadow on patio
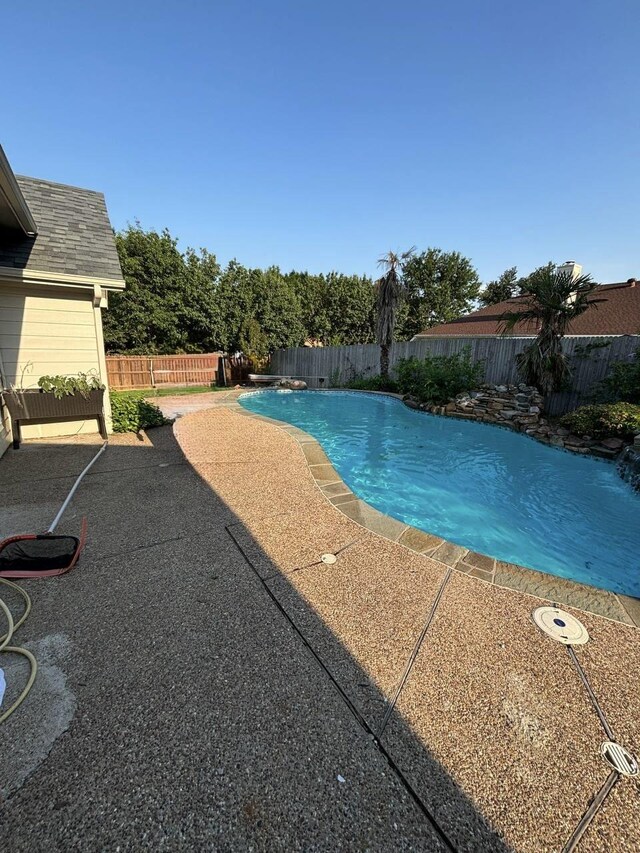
[0,421,637,852]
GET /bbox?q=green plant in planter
[37,372,104,399]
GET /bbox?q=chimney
[558,260,583,280]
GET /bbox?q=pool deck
[164,388,640,627]
[171,390,640,852]
[1,388,638,851]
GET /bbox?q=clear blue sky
[4,1,639,284]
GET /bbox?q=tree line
[102,222,557,360]
[103,224,483,359]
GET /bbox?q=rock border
[404,383,633,462]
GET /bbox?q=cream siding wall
[0,281,112,451]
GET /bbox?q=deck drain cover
[321,553,337,565]
[601,741,638,777]
[531,607,589,645]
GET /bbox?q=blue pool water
[239,390,640,597]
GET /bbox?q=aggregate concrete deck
[1,388,639,852]
[0,427,446,851]
[172,393,640,853]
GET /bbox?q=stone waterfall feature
[617,440,640,492]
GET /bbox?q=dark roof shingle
[415,282,640,338]
[0,176,123,282]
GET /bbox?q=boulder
[600,437,624,451]
[591,445,619,459]
[278,379,307,390]
[564,436,584,448]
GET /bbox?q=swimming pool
[239,390,640,597]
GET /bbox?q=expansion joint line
[561,771,619,853]
[378,568,453,738]
[566,645,615,742]
[225,524,457,853]
[263,539,362,581]
[560,645,620,851]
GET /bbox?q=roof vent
[626,278,636,288]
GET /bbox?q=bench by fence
[106,354,221,390]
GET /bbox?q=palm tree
[500,266,598,396]
[376,248,414,380]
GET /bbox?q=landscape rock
[399,384,634,473]
[600,437,624,451]
[278,379,307,390]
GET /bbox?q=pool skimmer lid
[531,607,589,645]
[601,741,638,777]
[321,553,337,565]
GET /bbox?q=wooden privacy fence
[271,336,640,415]
[106,353,221,390]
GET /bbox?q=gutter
[0,145,38,236]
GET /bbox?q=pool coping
[222,388,640,628]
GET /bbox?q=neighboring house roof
[413,281,640,338]
[0,175,124,285]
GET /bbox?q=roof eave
[0,145,38,236]
[0,266,125,291]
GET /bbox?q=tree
[286,271,376,346]
[213,262,306,355]
[397,249,481,339]
[478,267,518,306]
[103,224,221,354]
[238,317,270,369]
[500,267,598,396]
[478,262,558,308]
[376,249,414,379]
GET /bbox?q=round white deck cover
[532,606,589,645]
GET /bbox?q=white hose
[47,441,107,533]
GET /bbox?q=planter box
[1,388,107,449]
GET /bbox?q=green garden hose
[0,441,107,724]
[0,578,37,724]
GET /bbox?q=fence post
[149,358,155,388]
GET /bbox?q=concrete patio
[1,392,639,852]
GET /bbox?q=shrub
[560,402,640,440]
[110,392,169,433]
[344,375,399,393]
[596,349,640,404]
[396,348,485,404]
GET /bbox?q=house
[412,279,640,340]
[0,144,125,456]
